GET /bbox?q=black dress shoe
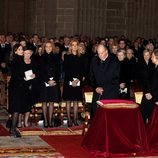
[10,130,21,138]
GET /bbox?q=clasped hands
[71,78,80,87]
[96,87,104,95]
[48,80,56,86]
[1,62,6,68]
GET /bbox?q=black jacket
[89,54,120,99]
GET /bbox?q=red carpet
[1,124,158,157]
[41,134,158,158]
[0,124,9,136]
[41,135,93,158]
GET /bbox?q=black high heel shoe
[24,123,29,128]
[67,119,72,127]
[43,121,48,128]
[74,122,79,126]
[44,124,48,128]
[74,120,79,126]
[48,123,53,128]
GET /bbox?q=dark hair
[22,45,32,51]
[54,42,61,48]
[19,37,26,42]
[13,43,21,53]
[118,39,126,44]
[32,34,39,38]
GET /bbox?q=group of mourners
[0,33,158,137]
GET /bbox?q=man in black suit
[29,34,40,54]
[0,34,11,74]
[89,44,120,118]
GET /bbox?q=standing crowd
[0,33,158,137]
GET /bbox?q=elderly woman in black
[140,49,158,124]
[17,48,37,128]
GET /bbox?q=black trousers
[140,95,155,124]
[90,92,101,119]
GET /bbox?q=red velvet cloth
[82,99,149,157]
[99,99,135,104]
[147,106,158,152]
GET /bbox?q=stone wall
[56,0,78,37]
[0,0,25,34]
[106,0,127,37]
[0,0,158,39]
[0,0,5,33]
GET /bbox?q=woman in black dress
[18,49,38,128]
[8,44,24,137]
[63,39,85,126]
[39,41,61,128]
[117,49,128,99]
[140,49,158,124]
[137,50,154,93]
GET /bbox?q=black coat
[119,57,137,99]
[22,59,39,106]
[90,54,120,99]
[39,53,61,103]
[145,66,158,100]
[0,43,11,73]
[89,54,120,118]
[8,55,37,113]
[63,54,85,101]
[140,65,158,123]
[123,57,137,82]
[137,59,154,92]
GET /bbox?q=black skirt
[8,84,32,114]
[62,81,83,101]
[39,82,61,103]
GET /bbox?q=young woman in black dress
[39,41,61,128]
[8,44,24,137]
[63,39,85,126]
[140,49,158,124]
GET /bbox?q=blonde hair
[117,49,126,57]
[42,41,56,54]
[78,43,86,54]
[68,39,81,57]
